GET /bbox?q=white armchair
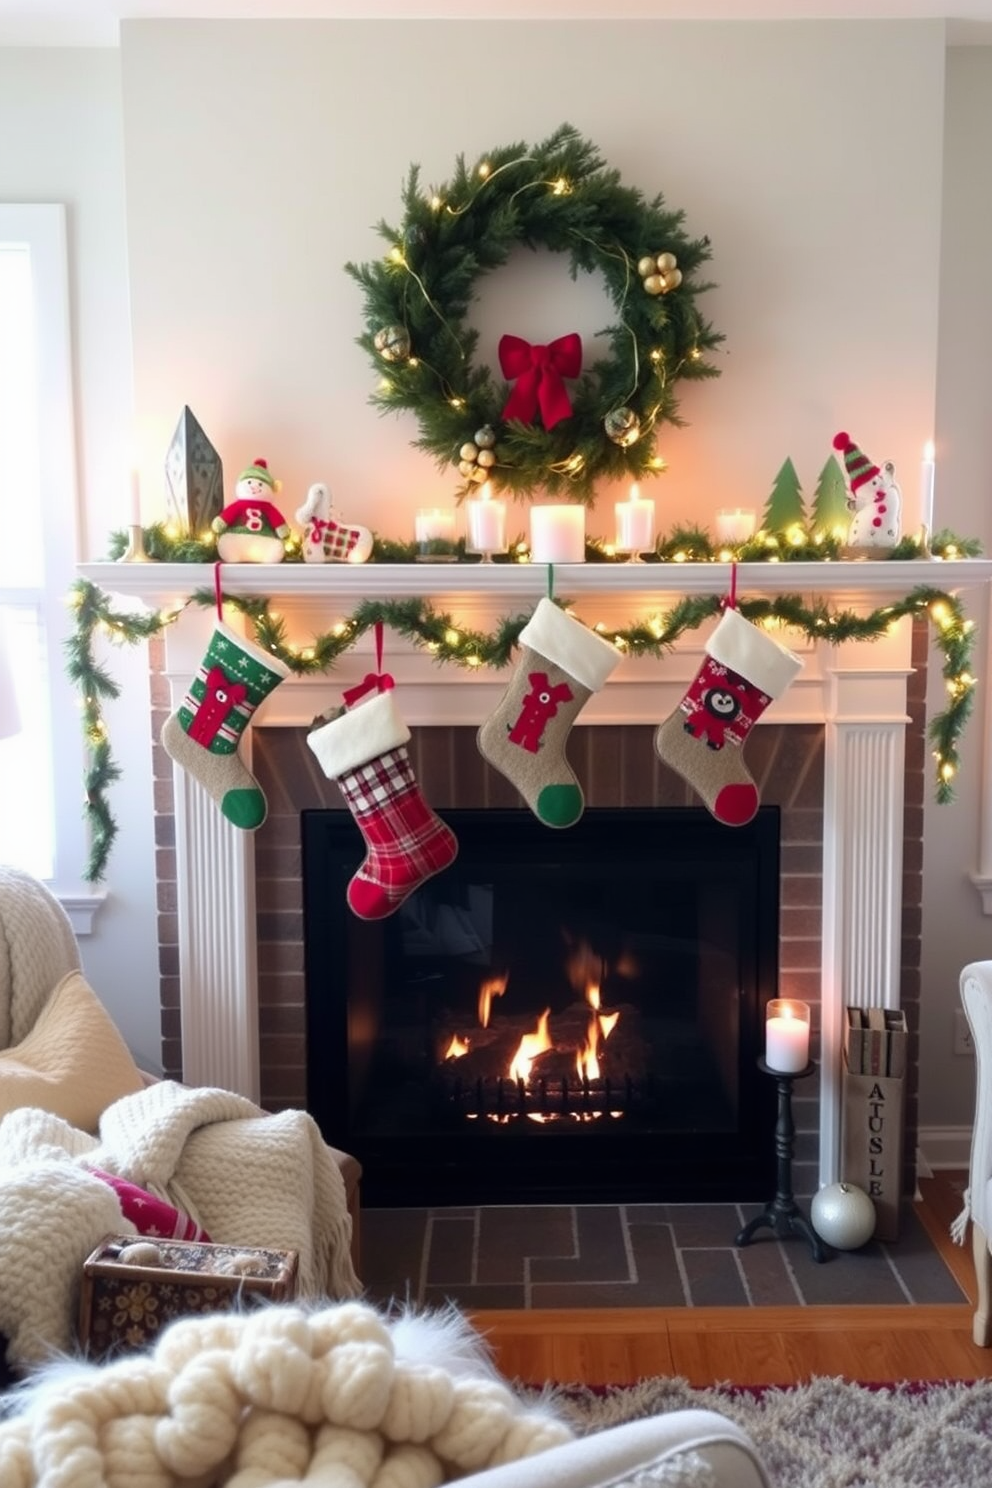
[957,961,992,1345]
[459,1411,771,1488]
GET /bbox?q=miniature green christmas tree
[762,458,806,531]
[811,453,850,538]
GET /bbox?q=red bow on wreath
[499,332,582,430]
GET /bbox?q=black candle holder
[735,1056,826,1263]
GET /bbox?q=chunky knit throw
[0,1085,359,1373]
[0,1300,574,1488]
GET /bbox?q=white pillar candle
[529,504,586,564]
[715,508,757,544]
[414,507,457,544]
[615,487,655,554]
[920,441,935,537]
[467,484,507,554]
[765,999,811,1074]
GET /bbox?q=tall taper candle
[920,440,935,545]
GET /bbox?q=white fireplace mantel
[80,558,992,1189]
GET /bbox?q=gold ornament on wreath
[373,324,412,363]
[458,426,498,483]
[639,251,683,296]
[604,406,642,448]
[346,123,722,504]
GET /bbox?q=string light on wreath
[346,123,723,503]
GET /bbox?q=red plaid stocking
[307,690,458,920]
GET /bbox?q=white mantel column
[164,604,260,1101]
[818,626,913,1187]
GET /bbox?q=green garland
[68,552,980,884]
[107,520,982,567]
[345,123,722,503]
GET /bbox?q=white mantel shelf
[78,557,992,605]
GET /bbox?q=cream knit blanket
[0,1084,359,1372]
[0,1299,573,1488]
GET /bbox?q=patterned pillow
[0,971,145,1132]
[86,1167,211,1242]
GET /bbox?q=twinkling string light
[69,537,980,882]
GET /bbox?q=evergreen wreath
[346,123,722,504]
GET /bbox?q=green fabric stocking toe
[161,620,289,832]
[536,782,584,829]
[476,598,621,830]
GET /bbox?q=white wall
[6,19,991,1134]
[0,48,161,1069]
[920,43,992,1135]
[119,18,945,537]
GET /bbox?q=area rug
[550,1375,992,1488]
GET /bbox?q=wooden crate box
[79,1235,298,1360]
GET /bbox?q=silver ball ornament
[810,1182,876,1250]
[604,406,642,447]
[474,425,497,449]
[373,324,411,363]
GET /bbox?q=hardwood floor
[468,1173,992,1387]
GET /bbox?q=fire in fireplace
[302,806,781,1206]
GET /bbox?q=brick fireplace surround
[82,558,982,1204]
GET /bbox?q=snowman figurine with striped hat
[833,431,902,552]
[212,457,291,562]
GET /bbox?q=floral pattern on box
[79,1234,298,1358]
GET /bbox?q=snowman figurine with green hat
[212,457,291,562]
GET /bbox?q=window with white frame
[0,205,85,886]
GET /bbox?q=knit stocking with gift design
[307,689,458,920]
[477,598,621,828]
[161,621,289,830]
[654,605,803,826]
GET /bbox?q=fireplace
[110,559,938,1210]
[302,804,781,1205]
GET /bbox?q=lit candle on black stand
[764,999,810,1073]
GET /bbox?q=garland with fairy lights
[69,553,979,883]
[109,519,983,567]
[345,123,722,504]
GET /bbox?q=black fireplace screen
[302,807,780,1206]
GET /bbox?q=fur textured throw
[0,1300,573,1488]
[0,1084,359,1372]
